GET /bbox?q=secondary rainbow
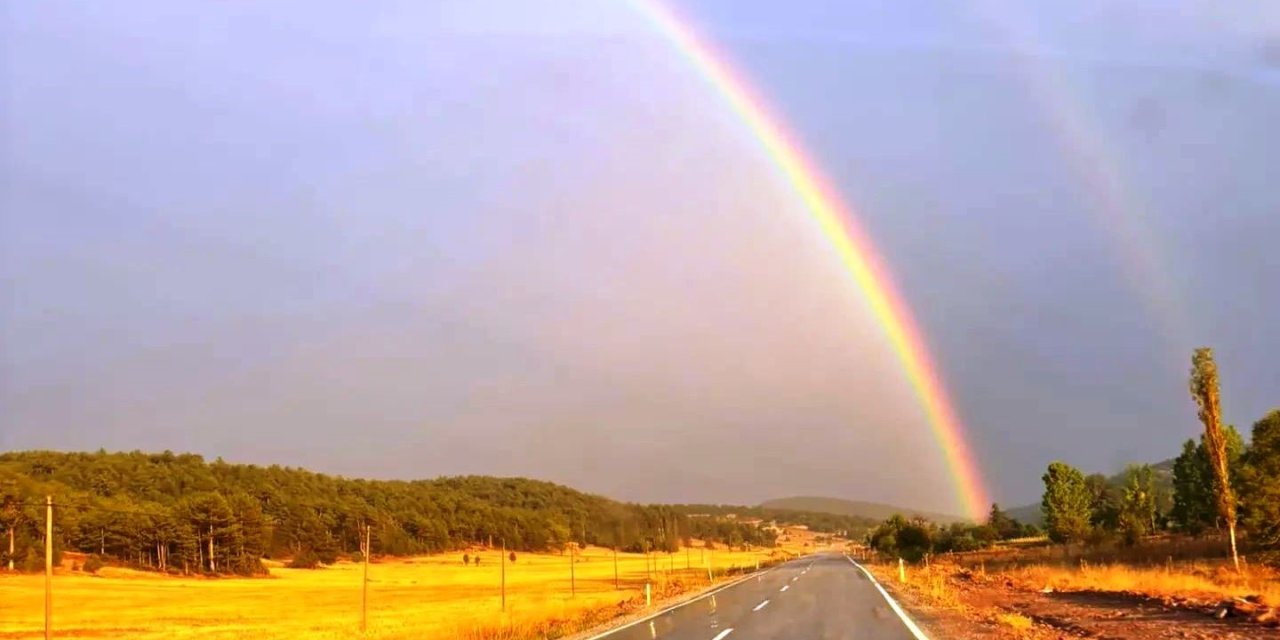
[632,0,990,519]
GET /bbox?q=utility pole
[500,539,506,611]
[568,542,576,597]
[360,524,370,632]
[45,495,52,640]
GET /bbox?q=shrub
[509,551,517,563]
[21,548,43,573]
[350,551,364,564]
[82,555,105,574]
[288,549,321,569]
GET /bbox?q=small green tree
[987,504,1020,540]
[1171,438,1213,534]
[1042,462,1093,544]
[1239,410,1280,548]
[1084,473,1120,531]
[1189,348,1239,571]
[1118,465,1157,545]
[82,554,105,574]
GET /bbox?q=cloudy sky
[3,1,1277,515]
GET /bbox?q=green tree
[1041,462,1092,544]
[1084,473,1120,531]
[986,503,1020,540]
[1239,410,1280,548]
[1118,465,1157,545]
[1188,348,1239,571]
[1171,439,1213,534]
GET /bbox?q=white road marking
[844,555,930,640]
[582,567,771,640]
[791,576,799,582]
[780,584,789,592]
[752,599,770,612]
[710,629,734,640]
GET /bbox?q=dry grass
[0,545,790,639]
[994,612,1034,631]
[1006,561,1280,607]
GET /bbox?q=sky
[2,1,1278,515]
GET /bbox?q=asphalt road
[589,553,927,640]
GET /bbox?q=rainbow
[971,1,1192,359]
[631,0,990,520]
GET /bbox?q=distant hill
[1005,457,1177,526]
[760,496,970,524]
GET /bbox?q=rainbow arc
[633,0,990,519]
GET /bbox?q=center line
[780,585,789,592]
[710,629,734,640]
[752,600,770,612]
[791,576,798,582]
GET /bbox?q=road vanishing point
[587,553,928,640]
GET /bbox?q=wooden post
[898,558,905,584]
[644,582,651,607]
[613,546,619,591]
[500,539,506,611]
[360,525,370,632]
[686,545,690,570]
[570,543,576,597]
[45,496,52,640]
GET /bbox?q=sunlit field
[0,545,802,639]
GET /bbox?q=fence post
[360,525,370,632]
[898,558,905,584]
[644,582,651,607]
[501,540,506,612]
[45,495,53,640]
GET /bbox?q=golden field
[0,544,801,640]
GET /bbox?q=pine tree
[1239,410,1280,548]
[1041,462,1093,544]
[1188,348,1239,571]
[1171,439,1213,534]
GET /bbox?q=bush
[350,551,364,564]
[21,548,43,573]
[288,549,322,569]
[82,555,105,575]
[509,551,517,563]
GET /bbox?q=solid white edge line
[752,599,770,612]
[582,557,809,640]
[844,554,930,640]
[710,629,734,640]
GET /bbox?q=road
[589,553,927,640]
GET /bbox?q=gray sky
[3,1,1277,515]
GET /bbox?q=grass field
[0,544,801,639]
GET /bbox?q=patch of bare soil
[875,566,1280,640]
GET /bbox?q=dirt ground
[871,564,1280,640]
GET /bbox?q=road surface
[589,553,927,640]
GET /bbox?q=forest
[0,450,778,575]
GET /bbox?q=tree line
[865,503,1039,561]
[0,451,777,575]
[1038,349,1278,560]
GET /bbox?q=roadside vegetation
[859,348,1280,635]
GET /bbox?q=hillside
[0,450,778,575]
[760,496,970,524]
